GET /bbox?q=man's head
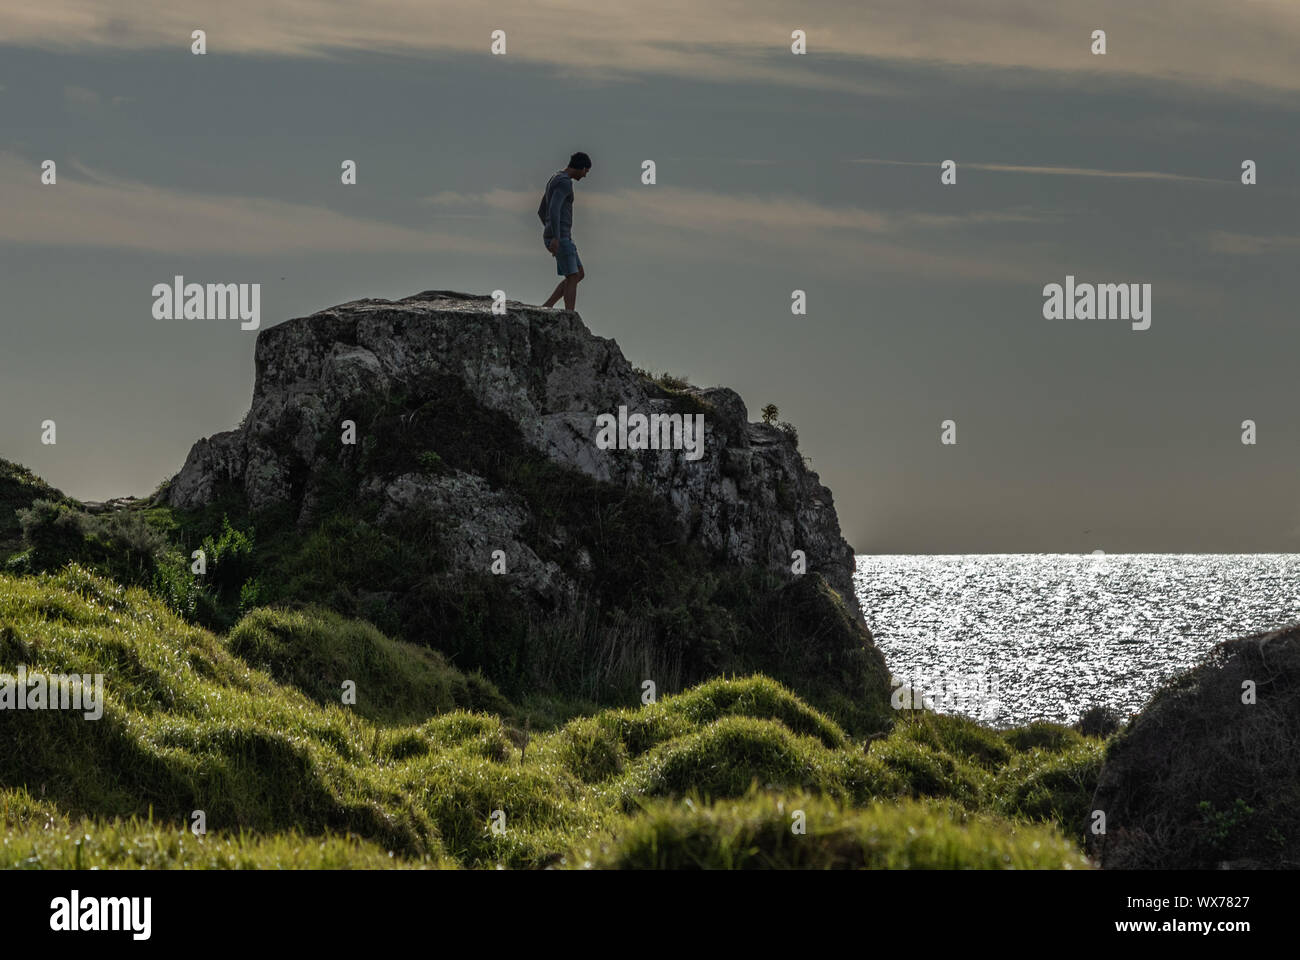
[566,151,592,180]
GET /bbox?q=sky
[2,0,1299,553]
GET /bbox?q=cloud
[850,158,1233,186]
[423,186,1046,281]
[1204,231,1300,256]
[0,150,1201,287]
[2,147,1040,281]
[0,152,514,256]
[424,186,1046,236]
[6,0,1300,93]
[63,84,100,106]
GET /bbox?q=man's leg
[542,278,565,308]
[562,264,585,311]
[555,242,584,310]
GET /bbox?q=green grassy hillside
[0,564,1098,869]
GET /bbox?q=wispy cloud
[423,186,1047,281]
[1204,231,1300,256]
[424,186,1048,235]
[850,158,1234,186]
[6,0,1300,93]
[63,84,100,107]
[0,152,513,255]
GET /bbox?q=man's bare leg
[542,279,566,308]
[563,266,585,311]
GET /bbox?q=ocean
[853,553,1300,728]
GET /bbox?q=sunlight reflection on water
[854,554,1300,727]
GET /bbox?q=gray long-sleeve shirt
[542,171,574,242]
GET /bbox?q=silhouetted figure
[539,152,592,311]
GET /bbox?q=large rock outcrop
[160,292,888,731]
[163,291,862,620]
[1090,624,1300,869]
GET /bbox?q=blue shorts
[548,237,582,277]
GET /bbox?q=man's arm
[548,178,571,241]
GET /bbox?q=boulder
[1090,624,1300,869]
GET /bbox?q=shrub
[199,514,256,599]
[1003,721,1085,753]
[656,372,691,391]
[17,500,190,607]
[1074,704,1122,738]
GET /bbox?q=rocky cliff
[158,291,888,730]
[164,292,863,619]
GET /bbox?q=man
[540,152,591,310]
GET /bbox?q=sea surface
[853,554,1300,728]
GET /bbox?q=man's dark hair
[568,152,592,170]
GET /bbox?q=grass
[577,792,1092,870]
[0,564,1102,869]
[0,791,451,869]
[226,606,511,724]
[993,741,1106,844]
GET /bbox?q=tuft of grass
[893,712,1013,770]
[227,606,510,724]
[993,740,1106,844]
[556,717,628,783]
[868,738,991,809]
[659,675,847,749]
[578,791,1092,870]
[392,744,599,868]
[621,716,864,805]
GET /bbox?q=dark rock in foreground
[1090,624,1300,869]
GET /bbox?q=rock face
[1090,624,1300,869]
[163,291,864,623]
